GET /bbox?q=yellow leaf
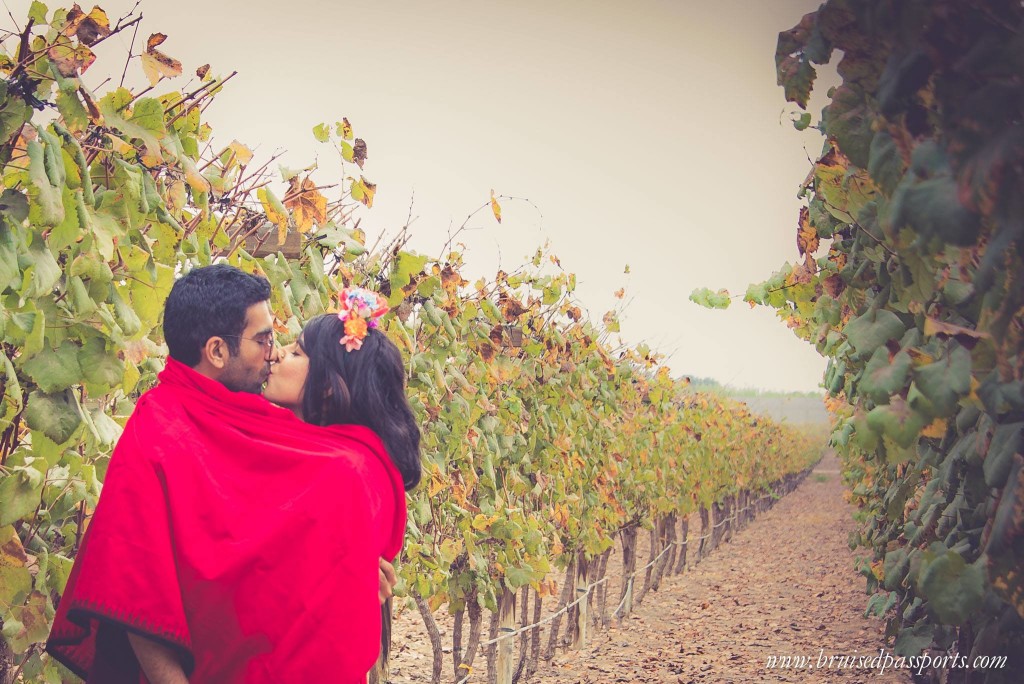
[354,176,376,208]
[870,559,885,582]
[338,117,353,140]
[921,418,948,439]
[490,189,501,224]
[257,187,289,244]
[227,140,253,167]
[107,134,134,157]
[472,513,499,531]
[140,34,182,86]
[181,157,210,194]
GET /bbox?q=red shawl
[46,358,407,683]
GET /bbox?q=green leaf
[312,122,330,143]
[504,563,542,590]
[0,525,32,605]
[24,241,61,299]
[793,112,812,131]
[984,422,1023,489]
[78,337,124,393]
[823,85,872,169]
[22,342,82,394]
[866,397,926,448]
[87,407,121,446]
[0,464,45,526]
[883,548,910,590]
[28,1,48,24]
[56,88,89,135]
[860,347,911,404]
[130,98,167,134]
[842,309,905,360]
[911,345,971,418]
[0,224,22,291]
[4,590,49,653]
[128,262,174,336]
[389,251,428,306]
[894,622,934,656]
[48,187,82,252]
[888,142,980,246]
[916,549,986,625]
[24,390,82,445]
[0,189,29,223]
[689,287,732,310]
[868,130,903,196]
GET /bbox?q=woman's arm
[127,632,189,684]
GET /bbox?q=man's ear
[201,336,230,370]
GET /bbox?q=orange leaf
[284,176,328,233]
[796,206,819,256]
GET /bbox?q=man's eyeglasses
[221,334,277,359]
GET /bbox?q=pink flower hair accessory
[336,287,390,351]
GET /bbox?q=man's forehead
[243,301,274,331]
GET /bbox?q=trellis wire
[450,493,780,683]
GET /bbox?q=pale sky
[12,0,837,392]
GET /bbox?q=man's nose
[268,343,282,363]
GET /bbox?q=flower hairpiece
[337,287,389,351]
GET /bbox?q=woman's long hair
[298,314,422,491]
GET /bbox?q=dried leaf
[62,4,111,46]
[797,205,819,256]
[338,117,353,140]
[47,42,96,77]
[146,33,168,50]
[284,176,327,234]
[196,64,210,79]
[350,176,376,208]
[352,138,367,169]
[923,318,989,349]
[140,34,182,86]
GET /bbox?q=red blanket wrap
[46,358,407,683]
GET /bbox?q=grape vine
[0,4,823,682]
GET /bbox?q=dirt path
[388,452,910,683]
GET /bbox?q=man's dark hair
[298,315,422,491]
[164,264,272,367]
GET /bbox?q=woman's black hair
[298,314,422,491]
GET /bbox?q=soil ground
[386,452,911,683]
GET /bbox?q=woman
[263,290,421,680]
[263,290,422,491]
[48,282,420,684]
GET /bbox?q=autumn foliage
[0,3,821,681]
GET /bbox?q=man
[47,264,401,683]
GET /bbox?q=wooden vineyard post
[494,588,516,684]
[572,551,589,650]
